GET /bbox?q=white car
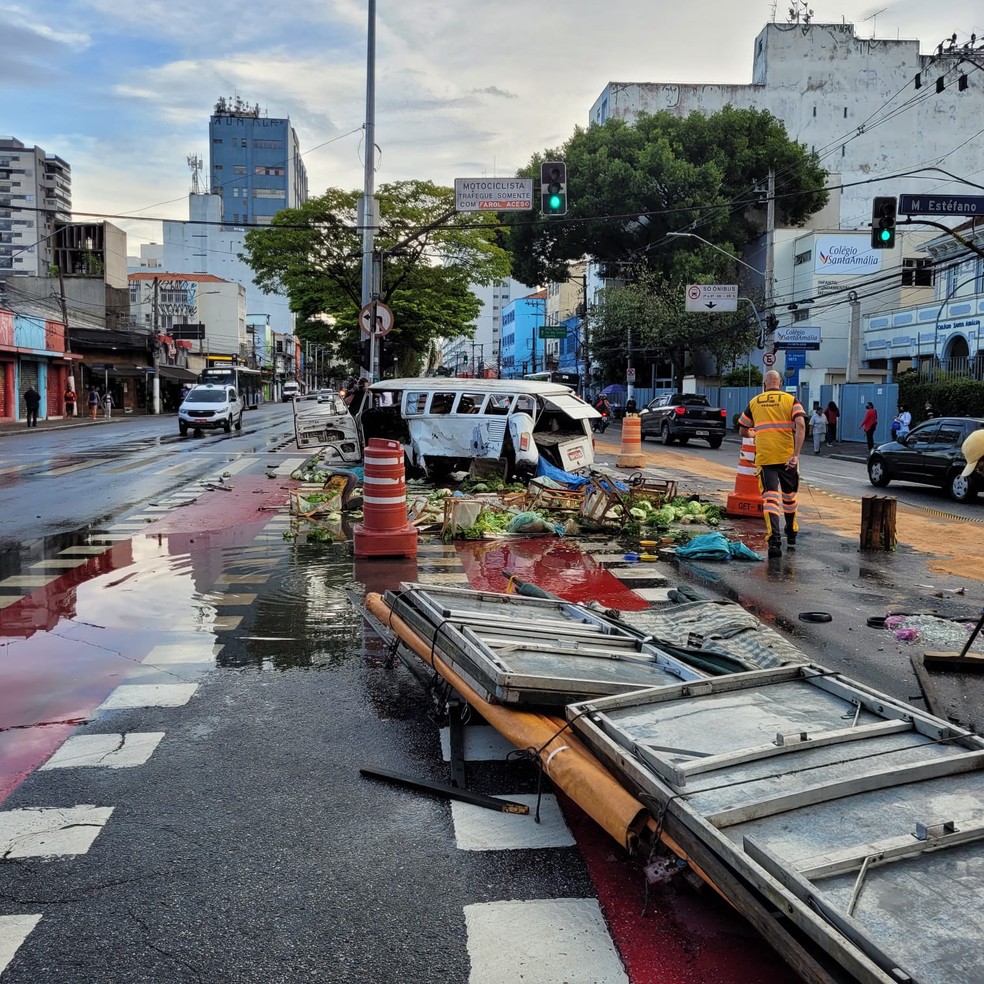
[316,389,337,403]
[178,384,244,436]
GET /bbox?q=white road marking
[96,684,198,711]
[58,546,110,555]
[439,725,515,762]
[465,898,628,984]
[633,587,675,603]
[212,593,257,606]
[143,643,220,664]
[451,794,574,851]
[0,596,21,609]
[270,457,307,477]
[0,575,56,588]
[0,806,114,859]
[40,733,165,770]
[28,559,88,570]
[0,914,42,974]
[415,572,470,585]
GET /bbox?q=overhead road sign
[539,326,567,339]
[359,301,395,338]
[899,194,984,216]
[685,284,738,312]
[454,178,534,212]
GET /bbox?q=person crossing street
[737,371,807,558]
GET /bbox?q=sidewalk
[0,413,151,438]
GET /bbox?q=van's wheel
[223,415,232,433]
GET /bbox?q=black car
[867,416,984,502]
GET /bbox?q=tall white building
[0,137,71,277]
[591,22,984,390]
[443,278,527,374]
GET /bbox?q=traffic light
[540,161,567,216]
[871,196,897,249]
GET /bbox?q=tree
[505,107,828,287]
[504,107,826,386]
[589,270,761,390]
[240,180,512,374]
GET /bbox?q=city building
[209,96,308,226]
[500,290,546,377]
[590,22,984,389]
[442,278,527,376]
[0,137,71,278]
[862,220,984,379]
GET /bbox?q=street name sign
[454,178,534,212]
[539,326,568,339]
[899,194,984,216]
[685,284,738,312]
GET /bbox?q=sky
[3,0,983,250]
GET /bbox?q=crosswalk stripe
[95,684,198,711]
[450,794,574,851]
[40,733,165,770]
[0,806,114,859]
[0,914,42,974]
[464,898,628,984]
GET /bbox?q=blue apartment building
[209,96,308,227]
[500,291,546,377]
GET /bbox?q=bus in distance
[199,363,263,409]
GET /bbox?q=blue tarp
[535,458,628,492]
[675,532,762,562]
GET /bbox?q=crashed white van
[358,378,600,479]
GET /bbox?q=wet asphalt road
[1,417,981,982]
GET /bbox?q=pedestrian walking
[102,390,114,418]
[64,386,77,417]
[892,404,911,439]
[88,387,101,420]
[860,401,878,453]
[824,401,840,445]
[738,370,807,558]
[23,385,41,427]
[809,404,827,454]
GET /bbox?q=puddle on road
[0,523,363,803]
[455,538,651,611]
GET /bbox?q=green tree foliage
[505,107,826,386]
[505,107,828,286]
[898,370,984,422]
[241,180,512,373]
[720,363,764,387]
[589,269,761,390]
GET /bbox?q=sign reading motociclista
[454,178,534,212]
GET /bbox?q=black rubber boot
[768,536,783,558]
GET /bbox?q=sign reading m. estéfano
[813,235,883,276]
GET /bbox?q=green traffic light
[880,228,893,242]
[549,194,562,210]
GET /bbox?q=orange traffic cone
[353,438,419,558]
[725,431,764,516]
[616,413,646,468]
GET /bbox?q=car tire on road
[948,469,978,503]
[708,437,723,449]
[868,456,891,488]
[235,412,243,431]
[660,424,674,446]
[179,422,188,437]
[223,415,232,434]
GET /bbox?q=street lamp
[665,232,766,277]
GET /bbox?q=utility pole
[56,267,76,411]
[360,0,379,382]
[152,276,161,414]
[847,290,861,382]
[765,169,776,337]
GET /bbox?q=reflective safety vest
[738,391,806,466]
